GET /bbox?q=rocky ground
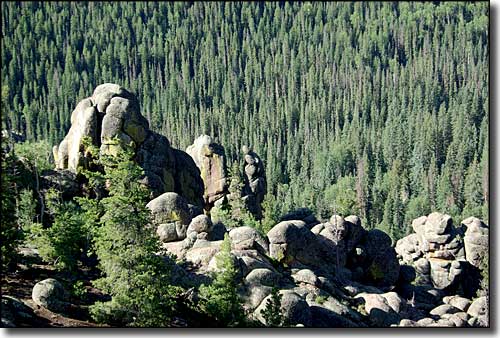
[2,209,489,328]
[1,247,107,327]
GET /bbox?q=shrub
[198,233,245,327]
[1,147,22,270]
[14,140,53,172]
[27,188,87,272]
[72,280,87,300]
[17,188,37,231]
[261,287,286,327]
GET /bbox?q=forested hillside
[1,2,489,240]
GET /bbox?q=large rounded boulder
[147,192,193,242]
[32,278,69,313]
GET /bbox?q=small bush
[198,234,245,327]
[72,280,87,300]
[17,189,37,231]
[261,287,286,327]
[14,140,53,172]
[315,295,327,305]
[26,188,88,272]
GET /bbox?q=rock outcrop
[395,212,467,290]
[186,135,228,209]
[241,145,266,219]
[141,206,491,328]
[1,296,36,327]
[147,192,205,243]
[462,217,489,268]
[54,83,204,206]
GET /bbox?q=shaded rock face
[254,290,312,326]
[266,216,399,288]
[267,220,339,273]
[395,212,487,295]
[186,135,228,208]
[39,169,80,200]
[1,296,36,328]
[355,229,400,288]
[241,145,266,219]
[355,292,403,327]
[54,83,204,206]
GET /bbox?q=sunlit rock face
[186,134,228,209]
[54,83,204,206]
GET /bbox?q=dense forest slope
[1,2,489,240]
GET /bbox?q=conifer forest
[1,1,490,329]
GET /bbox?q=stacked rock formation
[395,212,467,290]
[268,215,400,288]
[53,83,204,206]
[462,217,489,268]
[186,135,228,209]
[241,145,266,219]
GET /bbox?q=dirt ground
[1,247,108,328]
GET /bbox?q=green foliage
[241,211,261,229]
[72,280,87,300]
[315,295,327,305]
[212,161,263,231]
[13,140,53,172]
[85,148,180,327]
[1,2,488,240]
[27,188,87,272]
[324,175,360,217]
[17,188,37,231]
[210,204,241,229]
[462,157,484,220]
[477,253,489,298]
[261,287,286,327]
[404,195,431,229]
[198,233,245,327]
[259,193,280,234]
[0,147,22,270]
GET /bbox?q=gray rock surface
[186,135,228,208]
[187,214,213,235]
[245,268,281,287]
[395,212,471,290]
[147,192,193,242]
[355,292,403,327]
[241,145,266,219]
[32,278,69,313]
[229,226,269,255]
[429,304,461,317]
[462,217,489,268]
[443,295,471,312]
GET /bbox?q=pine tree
[198,233,245,327]
[87,148,181,327]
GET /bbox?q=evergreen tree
[198,233,245,327]
[87,148,181,327]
